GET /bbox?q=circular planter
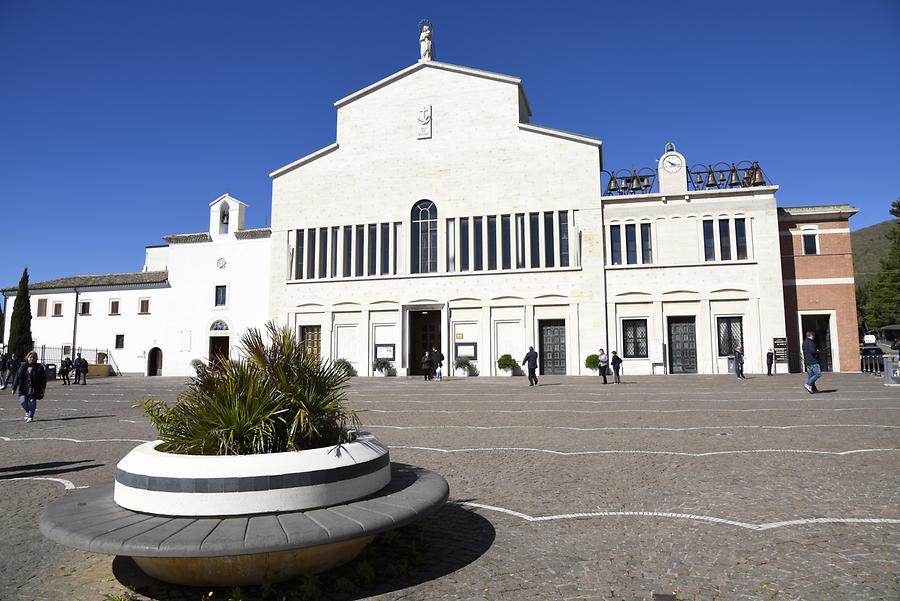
[499,368,513,377]
[114,434,391,517]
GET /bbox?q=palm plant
[141,322,359,455]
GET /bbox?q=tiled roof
[163,233,212,244]
[234,228,271,240]
[2,271,169,294]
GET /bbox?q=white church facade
[3,51,858,377]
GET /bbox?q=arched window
[210,320,229,331]
[411,200,438,273]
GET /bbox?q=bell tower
[208,194,247,238]
[657,143,688,195]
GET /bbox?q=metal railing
[27,345,112,367]
[861,353,897,376]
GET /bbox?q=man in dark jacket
[522,346,539,386]
[60,356,73,385]
[0,352,7,389]
[429,346,444,381]
[74,353,88,385]
[766,348,774,376]
[15,351,46,422]
[734,346,746,379]
[5,353,19,392]
[802,331,821,393]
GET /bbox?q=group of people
[420,346,445,381]
[595,349,623,384]
[0,351,90,423]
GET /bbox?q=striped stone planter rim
[113,435,391,516]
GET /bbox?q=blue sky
[1,0,898,291]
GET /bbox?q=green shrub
[332,357,356,376]
[372,357,392,372]
[453,357,472,373]
[140,322,359,455]
[497,354,517,371]
[584,354,600,369]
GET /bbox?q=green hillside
[852,220,894,288]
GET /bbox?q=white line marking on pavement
[7,477,76,490]
[370,424,900,432]
[459,502,900,531]
[392,445,899,457]
[355,396,900,404]
[367,407,899,414]
[0,436,151,443]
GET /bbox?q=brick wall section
[780,214,860,372]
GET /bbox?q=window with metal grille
[622,319,648,358]
[115,334,125,349]
[717,316,743,356]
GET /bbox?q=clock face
[216,258,227,269]
[662,154,683,173]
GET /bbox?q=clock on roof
[662,153,683,173]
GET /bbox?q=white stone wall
[269,62,606,375]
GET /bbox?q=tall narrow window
[37,298,47,317]
[473,216,484,271]
[381,223,390,275]
[393,222,400,274]
[214,285,227,307]
[515,213,525,269]
[622,319,648,358]
[109,300,120,316]
[446,219,456,272]
[487,216,497,270]
[342,225,352,277]
[319,227,328,278]
[734,218,747,260]
[306,228,316,279]
[640,222,652,264]
[625,224,637,264]
[529,213,540,268]
[802,233,818,255]
[610,225,622,265]
[558,211,569,267]
[501,215,511,269]
[115,334,125,349]
[355,224,365,276]
[139,298,150,314]
[411,200,438,273]
[459,217,470,271]
[544,212,555,267]
[295,230,305,279]
[703,220,715,261]
[368,223,377,276]
[718,219,732,260]
[331,226,339,277]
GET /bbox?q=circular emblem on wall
[216,257,227,269]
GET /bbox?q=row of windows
[620,316,743,358]
[294,222,401,280]
[35,298,151,318]
[445,210,571,273]
[703,218,748,261]
[609,223,652,265]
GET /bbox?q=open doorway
[209,336,230,365]
[408,310,441,376]
[147,347,163,376]
[800,314,833,371]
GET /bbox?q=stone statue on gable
[419,21,434,61]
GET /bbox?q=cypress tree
[863,199,900,329]
[7,268,34,358]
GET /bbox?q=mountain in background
[852,220,894,288]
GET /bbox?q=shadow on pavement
[0,461,103,480]
[0,460,93,473]
[111,501,496,600]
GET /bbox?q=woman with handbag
[15,351,46,423]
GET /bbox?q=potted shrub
[454,356,472,377]
[584,353,599,375]
[497,353,517,376]
[333,357,356,376]
[372,357,393,376]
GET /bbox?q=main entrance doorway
[539,319,566,375]
[409,310,441,376]
[147,347,163,376]
[209,336,230,365]
[668,317,697,374]
[800,314,833,371]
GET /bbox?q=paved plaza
[1,373,898,600]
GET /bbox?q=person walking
[766,348,774,376]
[15,351,46,422]
[610,351,622,384]
[802,331,821,393]
[74,353,88,385]
[420,350,432,381]
[598,348,609,384]
[0,352,7,389]
[60,356,73,385]
[5,353,19,392]
[522,346,539,386]
[430,346,444,381]
[734,346,746,379]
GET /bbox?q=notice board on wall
[773,337,788,362]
